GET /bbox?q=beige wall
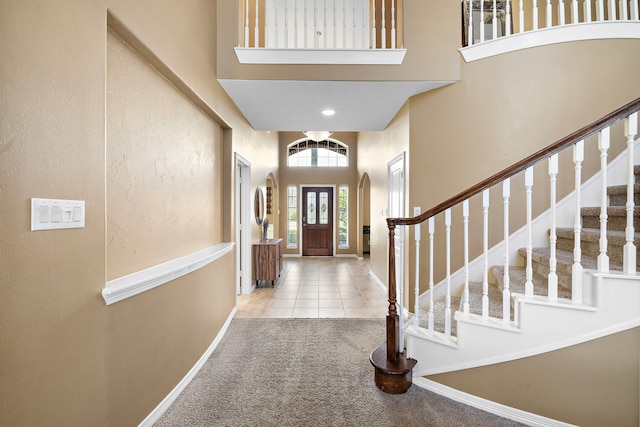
[357,104,411,286]
[217,0,461,82]
[278,132,360,256]
[0,0,275,425]
[429,328,640,426]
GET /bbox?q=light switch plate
[31,198,85,231]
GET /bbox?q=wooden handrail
[388,97,640,228]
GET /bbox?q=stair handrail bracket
[382,97,640,391]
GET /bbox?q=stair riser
[556,237,638,270]
[531,261,573,291]
[609,192,640,207]
[582,214,639,232]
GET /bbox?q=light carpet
[154,318,524,427]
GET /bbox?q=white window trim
[286,185,298,249]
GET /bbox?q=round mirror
[254,187,265,225]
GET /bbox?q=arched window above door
[287,138,348,167]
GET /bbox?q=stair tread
[519,247,624,271]
[581,206,639,217]
[556,227,638,243]
[490,266,572,299]
[608,184,640,195]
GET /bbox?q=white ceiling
[218,79,453,132]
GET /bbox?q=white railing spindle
[548,154,559,302]
[631,0,639,20]
[343,0,347,48]
[428,217,435,332]
[598,127,610,273]
[463,200,470,314]
[381,0,387,49]
[608,0,617,20]
[571,0,579,23]
[620,0,628,20]
[502,179,511,323]
[559,0,566,25]
[493,0,498,39]
[482,190,490,318]
[294,0,298,48]
[623,113,637,274]
[546,0,553,27]
[245,0,250,47]
[323,0,328,48]
[597,0,605,21]
[572,141,584,304]
[391,0,396,49]
[284,0,289,48]
[468,0,474,46]
[519,0,525,32]
[398,225,405,351]
[445,208,452,337]
[371,1,376,48]
[525,167,534,297]
[413,207,421,327]
[533,0,539,29]
[506,0,512,35]
[585,0,593,22]
[255,0,260,48]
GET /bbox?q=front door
[302,187,333,256]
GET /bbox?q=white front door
[388,153,406,346]
[235,154,251,295]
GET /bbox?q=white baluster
[608,0,617,19]
[480,0,485,42]
[571,0,579,23]
[631,0,639,20]
[533,0,539,29]
[445,208,452,337]
[414,207,421,327]
[363,1,367,49]
[506,0,512,35]
[244,0,250,47]
[381,0,386,49]
[598,128,610,273]
[428,217,435,332]
[623,113,637,274]
[559,0,566,24]
[333,0,337,49]
[398,224,405,351]
[468,0,474,46]
[503,179,511,323]
[343,0,347,48]
[463,200,470,314]
[294,0,299,48]
[323,0,328,48]
[619,0,628,20]
[548,154,559,302]
[572,141,584,304]
[391,0,396,48]
[493,0,498,39]
[371,1,376,48]
[546,0,553,27]
[585,0,593,22]
[482,190,490,318]
[525,167,534,297]
[519,0,525,33]
[255,0,260,47]
[284,0,289,48]
[597,0,605,21]
[304,0,308,48]
[352,1,357,49]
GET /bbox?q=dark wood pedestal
[369,342,417,394]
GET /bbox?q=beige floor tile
[341,298,369,308]
[364,298,388,309]
[319,307,346,318]
[318,298,343,308]
[292,307,319,318]
[294,299,319,308]
[317,284,339,291]
[269,299,296,308]
[344,307,381,318]
[273,291,299,299]
[297,290,319,299]
[264,307,293,318]
[318,291,341,299]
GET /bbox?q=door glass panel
[307,192,317,225]
[319,192,329,225]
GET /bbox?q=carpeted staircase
[416,164,640,337]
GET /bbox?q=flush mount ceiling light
[303,131,333,141]
[321,109,336,116]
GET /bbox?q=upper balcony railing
[461,0,640,61]
[235,0,407,64]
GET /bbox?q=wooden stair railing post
[370,220,416,394]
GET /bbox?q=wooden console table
[252,238,283,287]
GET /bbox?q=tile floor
[235,256,388,319]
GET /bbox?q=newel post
[369,218,417,394]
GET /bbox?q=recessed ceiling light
[321,109,336,116]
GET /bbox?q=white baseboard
[138,307,238,427]
[412,377,577,427]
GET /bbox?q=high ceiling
[218,79,452,132]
